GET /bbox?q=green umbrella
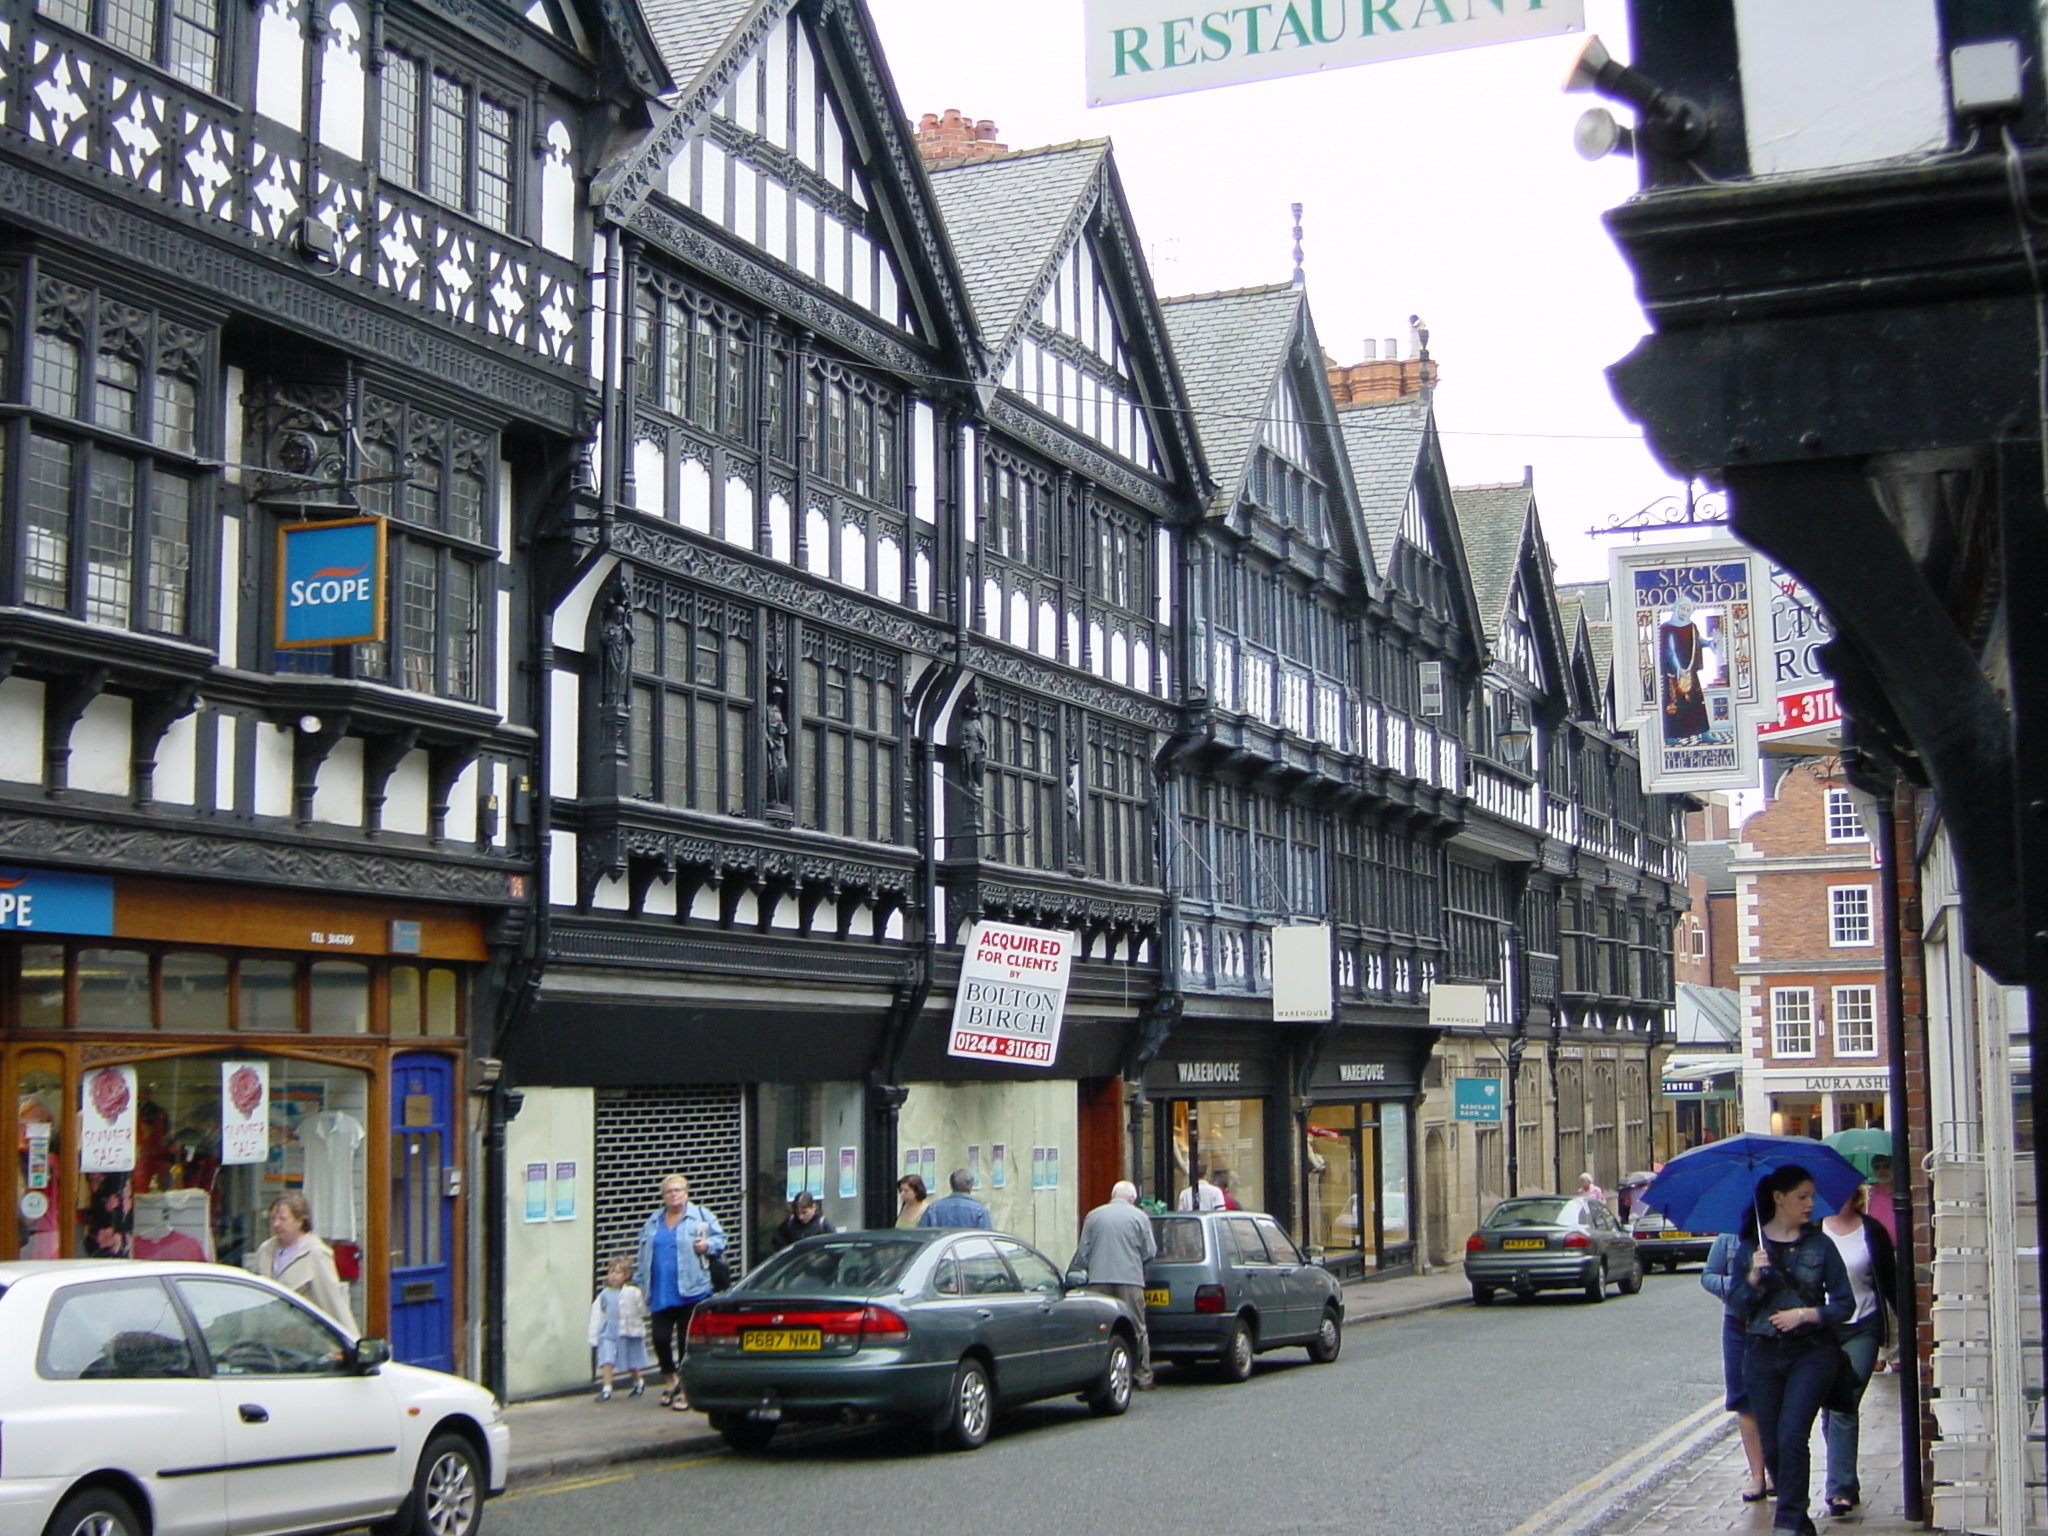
[1824,1127,1896,1178]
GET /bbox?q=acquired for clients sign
[1084,0,1583,106]
[947,921,1076,1067]
[276,517,386,648]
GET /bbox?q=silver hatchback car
[1135,1212,1344,1381]
[1463,1195,1644,1305]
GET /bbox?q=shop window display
[16,1053,64,1258]
[1163,1099,1264,1214]
[67,1055,369,1323]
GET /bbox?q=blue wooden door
[390,1054,455,1372]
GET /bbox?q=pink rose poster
[221,1060,270,1165]
[78,1066,137,1173]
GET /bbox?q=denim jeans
[1745,1330,1839,1534]
[1823,1317,1883,1502]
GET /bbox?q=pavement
[1542,1371,1918,1536]
[499,1266,1475,1486]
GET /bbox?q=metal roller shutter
[592,1085,747,1289]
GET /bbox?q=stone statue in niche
[1065,753,1085,844]
[956,688,988,798]
[764,671,792,815]
[599,584,633,708]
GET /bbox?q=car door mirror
[354,1337,392,1371]
[1064,1267,1088,1290]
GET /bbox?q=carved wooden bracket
[130,681,200,809]
[44,666,111,798]
[291,712,353,828]
[427,742,480,847]
[361,726,422,837]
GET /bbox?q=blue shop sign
[1452,1077,1503,1122]
[277,517,386,648]
[0,867,114,935]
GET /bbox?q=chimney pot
[1363,340,1377,360]
[1384,337,1397,359]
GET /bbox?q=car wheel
[379,1434,482,1536]
[43,1488,143,1536]
[940,1358,993,1451]
[1306,1305,1343,1364]
[713,1413,779,1454]
[1215,1317,1256,1382]
[1618,1261,1644,1296]
[1584,1263,1608,1304]
[1088,1334,1134,1417]
[1471,1286,1496,1307]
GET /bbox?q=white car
[0,1261,509,1536]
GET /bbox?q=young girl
[588,1254,651,1402]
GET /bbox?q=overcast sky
[865,0,1685,584]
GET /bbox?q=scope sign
[277,517,387,648]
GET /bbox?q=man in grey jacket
[1072,1181,1158,1390]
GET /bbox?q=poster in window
[553,1161,577,1221]
[79,1066,137,1174]
[991,1143,1006,1189]
[1032,1147,1046,1190]
[838,1147,858,1199]
[1046,1146,1060,1189]
[523,1162,548,1223]
[220,1060,270,1166]
[787,1147,806,1201]
[804,1145,825,1199]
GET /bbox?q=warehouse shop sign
[1085,0,1584,106]
[947,921,1076,1067]
[1179,1062,1245,1083]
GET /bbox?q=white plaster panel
[153,711,199,807]
[313,735,364,826]
[549,830,578,907]
[724,476,754,547]
[679,458,712,532]
[495,588,512,719]
[68,695,130,797]
[0,678,45,786]
[913,403,935,523]
[493,760,511,849]
[540,118,576,259]
[550,670,580,799]
[689,887,720,922]
[642,878,677,918]
[215,714,237,811]
[634,439,667,517]
[385,749,430,836]
[317,3,366,159]
[731,892,759,928]
[883,911,904,941]
[218,514,241,662]
[551,553,617,652]
[256,0,306,128]
[254,721,295,818]
[444,760,479,845]
[1734,0,1947,176]
[591,874,629,911]
[769,894,799,931]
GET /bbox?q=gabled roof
[1558,579,1616,699]
[1337,395,1429,561]
[1451,477,1535,643]
[927,142,1108,354]
[1158,283,1302,516]
[571,0,675,98]
[641,0,755,89]
[1159,283,1375,584]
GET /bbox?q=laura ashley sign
[1084,0,1584,106]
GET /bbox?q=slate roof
[927,142,1108,354]
[1451,479,1534,641]
[640,0,763,98]
[1558,579,1615,691]
[1158,284,1305,517]
[1674,984,1743,1048]
[1334,396,1429,561]
[1688,839,1736,894]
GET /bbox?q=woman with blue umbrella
[1728,1165,1855,1536]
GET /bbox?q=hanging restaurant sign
[276,517,387,648]
[947,921,1076,1067]
[1084,0,1584,107]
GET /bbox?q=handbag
[707,1252,734,1292]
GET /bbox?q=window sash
[1832,986,1878,1055]
[1829,886,1874,947]
[1771,988,1815,1056]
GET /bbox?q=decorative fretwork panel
[8,22,582,368]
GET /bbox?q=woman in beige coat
[247,1192,357,1333]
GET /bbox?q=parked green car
[681,1230,1137,1452]
[1464,1195,1644,1304]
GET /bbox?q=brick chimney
[915,109,1007,165]
[1326,315,1439,405]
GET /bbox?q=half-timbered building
[0,0,667,1381]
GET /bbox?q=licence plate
[741,1330,822,1352]
[1500,1238,1546,1250]
[1656,1231,1696,1241]
[1144,1288,1170,1307]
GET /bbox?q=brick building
[1735,758,1889,1138]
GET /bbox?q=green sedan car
[680,1229,1137,1452]
[1464,1195,1644,1305]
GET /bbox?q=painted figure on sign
[1659,601,1712,744]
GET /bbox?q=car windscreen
[1150,1217,1206,1263]
[1484,1198,1581,1229]
[743,1239,921,1294]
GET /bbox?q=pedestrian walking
[1729,1164,1854,1536]
[587,1254,650,1402]
[1071,1180,1158,1390]
[1575,1171,1607,1207]
[1819,1185,1897,1516]
[771,1191,835,1251]
[895,1174,930,1229]
[248,1192,356,1333]
[633,1173,728,1410]
[919,1168,993,1228]
[1701,1232,1772,1503]
[1176,1161,1225,1212]
[1213,1169,1241,1211]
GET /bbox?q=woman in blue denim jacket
[1726,1165,1854,1536]
[1702,1232,1771,1502]
[633,1173,728,1409]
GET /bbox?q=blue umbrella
[1641,1134,1866,1233]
